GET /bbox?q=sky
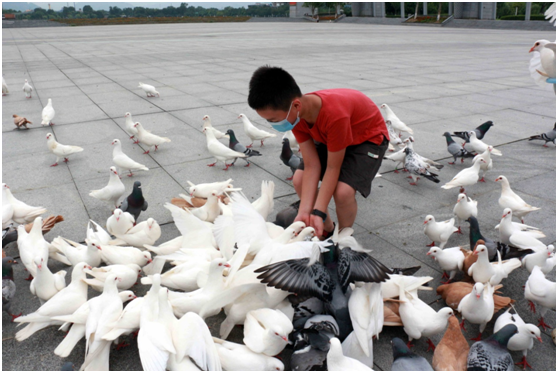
[29,2,263,11]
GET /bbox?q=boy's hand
[294,212,310,227]
[309,214,324,238]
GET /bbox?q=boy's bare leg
[333,181,357,231]
[292,170,335,232]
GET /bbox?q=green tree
[109,6,122,16]
[83,5,93,14]
[123,7,133,17]
[303,2,320,16]
[178,3,188,16]
[95,10,105,19]
[30,8,46,19]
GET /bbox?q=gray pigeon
[280,138,303,180]
[120,181,147,222]
[452,121,494,143]
[404,148,440,185]
[528,123,556,147]
[225,129,261,166]
[467,324,517,371]
[61,362,75,371]
[443,132,475,164]
[290,315,339,371]
[3,257,20,322]
[391,337,433,371]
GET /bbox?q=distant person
[248,66,389,238]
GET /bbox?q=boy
[248,66,388,238]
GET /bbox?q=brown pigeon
[13,114,32,129]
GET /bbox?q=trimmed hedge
[51,16,251,26]
[499,14,548,21]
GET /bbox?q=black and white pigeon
[528,123,556,147]
[3,257,20,322]
[451,121,494,143]
[225,129,262,167]
[391,337,433,371]
[280,138,304,181]
[443,132,476,164]
[467,324,518,371]
[255,239,392,340]
[2,228,17,248]
[290,314,339,371]
[120,181,148,222]
[466,217,534,261]
[404,148,440,185]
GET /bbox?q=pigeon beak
[147,259,152,264]
[281,336,288,342]
[529,46,535,53]
[537,336,543,343]
[37,264,42,269]
[502,214,507,218]
[87,265,92,270]
[116,217,119,221]
[423,220,428,225]
[473,250,478,256]
[426,252,431,256]
[476,294,481,299]
[224,263,231,268]
[495,178,499,182]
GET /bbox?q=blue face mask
[268,101,300,132]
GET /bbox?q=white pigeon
[345,282,383,366]
[382,274,434,300]
[53,291,135,358]
[187,190,221,223]
[252,180,275,220]
[546,2,556,25]
[379,103,413,135]
[111,139,149,177]
[382,138,412,172]
[529,39,556,92]
[472,146,494,182]
[144,259,211,292]
[2,196,14,230]
[327,337,374,371]
[282,130,299,152]
[406,136,444,170]
[101,295,144,343]
[203,125,247,170]
[29,256,66,304]
[243,308,293,356]
[106,208,135,236]
[493,308,542,369]
[138,82,159,97]
[497,208,546,250]
[16,219,50,279]
[46,132,84,167]
[81,276,124,371]
[441,157,486,193]
[524,265,556,330]
[457,282,495,341]
[466,131,502,155]
[124,112,139,142]
[238,113,277,147]
[213,337,284,371]
[41,98,55,125]
[83,264,141,292]
[495,175,540,223]
[87,219,112,245]
[202,115,230,139]
[468,245,521,286]
[453,193,478,234]
[14,263,91,341]
[110,217,161,248]
[385,120,404,150]
[423,215,458,249]
[522,245,556,274]
[396,276,454,350]
[427,246,465,283]
[22,79,33,98]
[133,122,171,154]
[138,278,176,371]
[186,178,240,198]
[50,237,102,267]
[2,76,9,95]
[93,241,152,267]
[2,183,47,225]
[163,203,217,249]
[89,167,126,208]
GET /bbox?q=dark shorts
[297,137,389,198]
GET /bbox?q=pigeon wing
[255,258,334,302]
[337,247,391,292]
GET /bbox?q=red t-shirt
[292,89,389,152]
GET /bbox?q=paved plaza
[2,22,556,370]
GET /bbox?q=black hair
[248,65,302,111]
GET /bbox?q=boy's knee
[292,170,303,190]
[334,182,356,204]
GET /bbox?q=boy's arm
[294,139,321,226]
[310,148,345,237]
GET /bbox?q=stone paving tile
[2,22,556,372]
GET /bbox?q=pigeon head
[271,326,288,342]
[547,245,555,256]
[474,244,488,256]
[404,147,412,155]
[113,209,123,221]
[33,256,44,270]
[427,247,441,257]
[525,323,543,343]
[46,133,54,140]
[110,167,118,176]
[529,39,550,53]
[501,208,512,219]
[423,215,434,225]
[111,139,120,146]
[238,113,246,119]
[73,262,92,281]
[133,122,141,128]
[457,193,467,203]
[202,115,210,121]
[472,282,484,299]
[133,181,142,190]
[143,252,152,264]
[147,218,156,229]
[125,112,131,117]
[391,337,413,359]
[12,114,17,118]
[24,79,28,83]
[468,130,477,139]
[438,307,454,319]
[380,103,387,109]
[122,291,137,302]
[2,183,8,190]
[494,175,507,183]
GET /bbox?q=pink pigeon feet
[478,177,485,182]
[528,301,537,313]
[426,339,436,352]
[63,158,69,163]
[50,163,58,167]
[456,226,463,234]
[223,164,233,171]
[537,317,551,331]
[10,313,22,322]
[459,320,466,331]
[127,173,134,177]
[459,187,465,194]
[143,150,150,154]
[406,341,415,349]
[25,274,34,281]
[471,333,483,342]
[286,176,294,181]
[461,158,465,163]
[246,143,253,149]
[260,140,265,147]
[409,182,418,186]
[207,162,216,167]
[244,163,250,167]
[394,169,400,174]
[543,144,548,148]
[441,271,449,280]
[515,356,532,370]
[115,341,130,351]
[448,161,455,165]
[426,241,436,247]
